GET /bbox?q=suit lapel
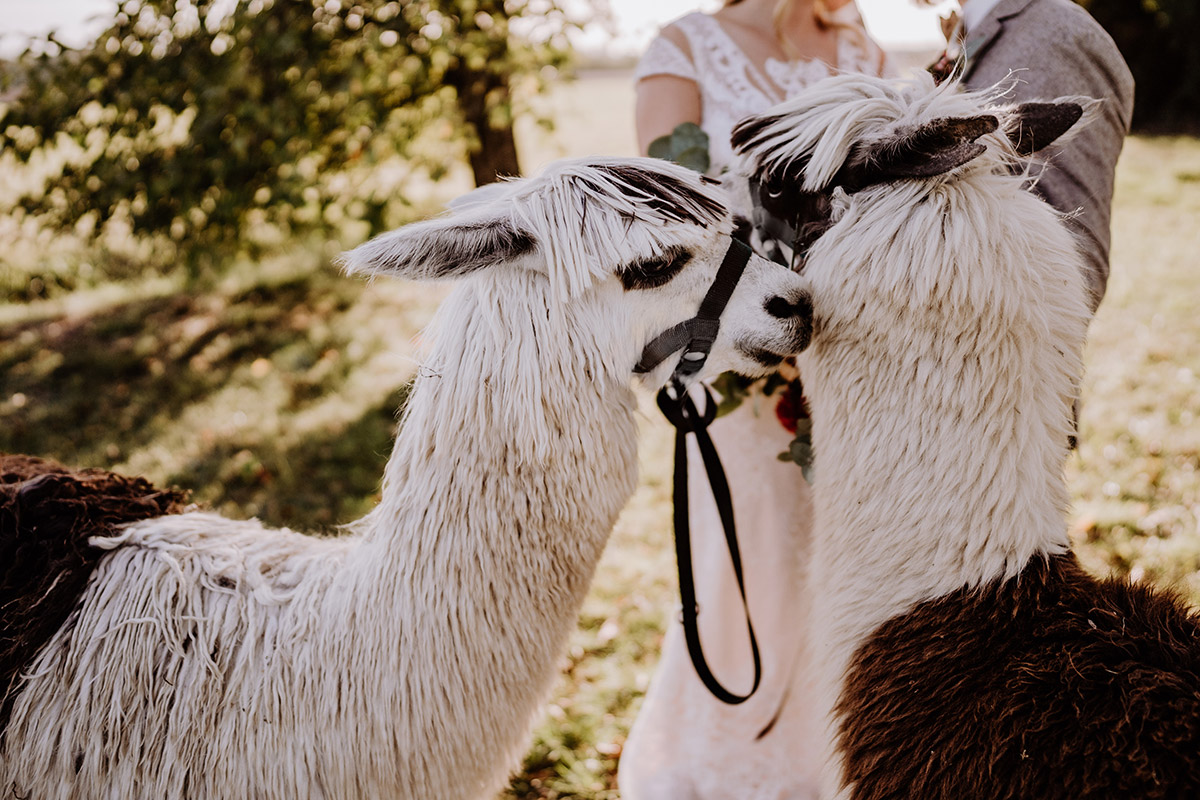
[962,0,1040,80]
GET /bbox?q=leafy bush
[1077,0,1200,131]
[0,0,591,275]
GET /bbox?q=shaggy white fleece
[0,156,810,799]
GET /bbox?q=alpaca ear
[1002,101,1084,156]
[338,212,537,281]
[835,115,999,191]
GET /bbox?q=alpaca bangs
[734,74,1010,192]
[510,159,729,301]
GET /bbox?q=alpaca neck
[803,329,1073,664]
[801,176,1087,665]
[799,322,1077,799]
[344,275,639,776]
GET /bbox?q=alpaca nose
[765,291,812,320]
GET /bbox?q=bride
[621,2,888,797]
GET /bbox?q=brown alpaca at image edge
[0,454,188,729]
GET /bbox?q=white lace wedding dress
[620,8,887,799]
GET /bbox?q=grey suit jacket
[963,0,1134,311]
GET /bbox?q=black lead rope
[635,236,762,705]
[657,382,762,705]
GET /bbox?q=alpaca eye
[620,251,692,291]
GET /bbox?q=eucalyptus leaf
[711,371,755,417]
[647,136,674,161]
[672,122,709,151]
[779,431,815,485]
[647,121,711,174]
[676,146,710,174]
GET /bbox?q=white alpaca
[0,157,813,799]
[733,74,1200,799]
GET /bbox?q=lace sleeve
[634,34,697,83]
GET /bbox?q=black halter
[635,236,763,705]
[634,237,753,381]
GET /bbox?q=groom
[956,0,1134,313]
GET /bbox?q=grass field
[2,72,1199,798]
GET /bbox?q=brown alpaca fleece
[0,454,188,731]
[839,552,1200,800]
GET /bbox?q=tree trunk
[452,67,521,186]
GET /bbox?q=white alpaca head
[731,73,1092,374]
[732,73,1094,268]
[340,156,813,389]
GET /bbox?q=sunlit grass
[1068,135,1200,600]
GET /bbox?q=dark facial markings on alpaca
[736,343,785,368]
[838,553,1200,800]
[736,113,1000,267]
[754,176,835,265]
[765,291,813,322]
[730,113,784,154]
[620,249,692,291]
[591,164,727,227]
[731,215,754,245]
[834,115,999,192]
[763,291,814,353]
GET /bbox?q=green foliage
[647,121,709,173]
[1077,0,1200,131]
[778,418,814,484]
[0,0,590,274]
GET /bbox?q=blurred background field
[2,1,1199,797]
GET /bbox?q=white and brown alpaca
[0,157,813,799]
[732,73,1200,800]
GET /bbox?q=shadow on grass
[1,272,362,467]
[172,384,409,530]
[0,270,421,529]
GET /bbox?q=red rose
[774,379,809,433]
